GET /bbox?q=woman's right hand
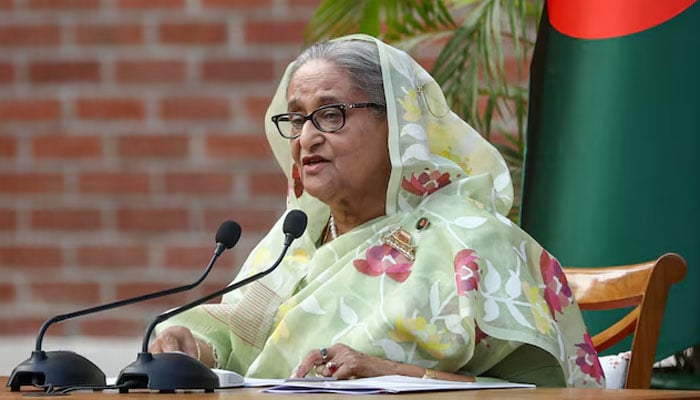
[149,325,198,358]
[148,325,217,367]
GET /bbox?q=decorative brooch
[382,225,416,261]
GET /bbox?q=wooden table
[2,377,700,399]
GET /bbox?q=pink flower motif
[575,332,604,384]
[454,249,480,296]
[474,322,490,347]
[402,170,451,196]
[540,250,573,320]
[353,244,414,283]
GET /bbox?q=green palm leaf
[304,0,543,220]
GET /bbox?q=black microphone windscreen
[215,220,242,249]
[283,210,307,239]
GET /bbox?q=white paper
[262,375,535,394]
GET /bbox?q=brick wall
[0,0,320,339]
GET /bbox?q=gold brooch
[381,226,416,261]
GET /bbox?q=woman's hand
[148,325,198,357]
[292,343,399,379]
[292,343,476,382]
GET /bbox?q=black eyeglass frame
[271,102,385,139]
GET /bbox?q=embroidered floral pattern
[454,249,480,296]
[575,332,604,384]
[523,281,553,334]
[388,316,451,358]
[353,244,414,283]
[540,250,573,320]
[402,169,451,196]
[397,88,421,122]
[474,322,490,347]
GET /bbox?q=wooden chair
[563,253,687,389]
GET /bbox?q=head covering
[264,34,514,241]
[158,34,604,388]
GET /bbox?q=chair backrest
[563,253,687,389]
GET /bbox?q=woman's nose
[297,119,324,148]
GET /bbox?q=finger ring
[320,347,329,361]
[314,364,325,377]
[327,362,338,374]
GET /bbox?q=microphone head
[215,220,242,249]
[283,209,307,239]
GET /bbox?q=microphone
[6,220,242,392]
[116,209,307,393]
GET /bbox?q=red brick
[0,63,14,83]
[244,21,306,44]
[202,59,275,82]
[249,171,286,195]
[78,318,145,337]
[206,134,272,159]
[31,282,100,304]
[33,135,102,158]
[0,283,16,302]
[77,245,149,267]
[160,97,230,120]
[202,0,272,8]
[118,135,189,158]
[504,55,530,84]
[31,209,102,230]
[76,98,144,120]
[0,173,63,194]
[0,136,17,157]
[0,0,13,9]
[0,25,60,46]
[288,0,322,6]
[75,24,143,45]
[164,172,233,194]
[205,208,278,234]
[0,318,50,335]
[245,96,273,121]
[116,60,185,83]
[114,283,191,307]
[0,246,63,268]
[159,22,226,45]
[29,0,99,9]
[79,172,150,194]
[30,61,100,83]
[117,208,189,231]
[0,209,16,229]
[118,0,185,9]
[164,245,234,269]
[0,99,61,121]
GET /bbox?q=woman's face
[287,59,391,212]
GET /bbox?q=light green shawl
[158,34,604,388]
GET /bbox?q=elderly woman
[151,34,604,388]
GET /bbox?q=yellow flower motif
[523,281,552,335]
[397,89,421,122]
[426,123,472,174]
[388,316,451,359]
[270,319,289,344]
[276,298,297,322]
[287,248,309,264]
[251,248,272,272]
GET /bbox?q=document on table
[261,375,535,394]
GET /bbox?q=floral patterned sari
[157,34,604,388]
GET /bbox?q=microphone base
[116,352,219,393]
[7,350,106,392]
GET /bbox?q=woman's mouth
[301,155,329,173]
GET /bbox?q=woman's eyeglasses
[271,102,385,139]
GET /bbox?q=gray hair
[291,39,385,112]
